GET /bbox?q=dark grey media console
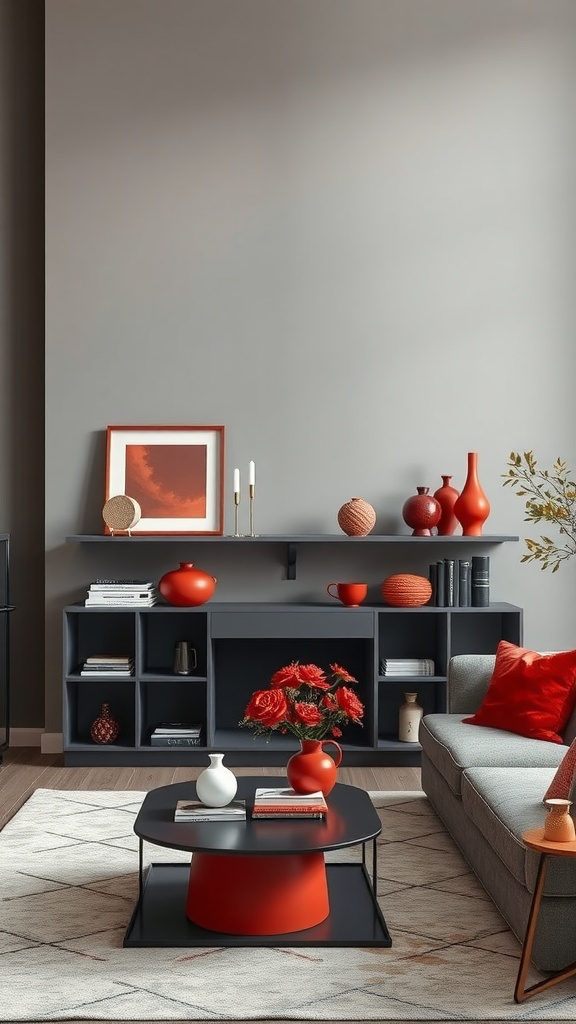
[62,533,523,767]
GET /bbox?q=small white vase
[195,753,238,807]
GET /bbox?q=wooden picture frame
[105,425,225,535]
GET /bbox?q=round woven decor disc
[102,494,141,532]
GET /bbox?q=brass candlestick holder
[233,491,242,537]
[247,483,257,537]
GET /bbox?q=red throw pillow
[463,641,576,744]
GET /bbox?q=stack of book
[150,723,203,747]
[380,658,435,676]
[429,556,490,608]
[174,799,246,822]
[80,655,134,677]
[251,787,328,819]
[85,580,157,607]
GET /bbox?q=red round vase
[402,487,442,536]
[286,739,343,797]
[453,453,490,536]
[433,475,460,536]
[158,562,217,607]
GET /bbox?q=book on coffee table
[252,787,328,818]
[174,799,247,822]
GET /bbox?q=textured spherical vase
[402,487,441,536]
[398,692,424,743]
[433,476,460,536]
[158,562,217,607]
[543,799,576,843]
[337,497,376,537]
[90,702,120,745]
[381,574,432,607]
[453,452,490,536]
[195,753,238,807]
[286,739,343,797]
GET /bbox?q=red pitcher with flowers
[239,661,364,796]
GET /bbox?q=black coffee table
[124,776,391,948]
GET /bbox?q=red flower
[243,688,288,727]
[336,686,364,723]
[297,664,330,690]
[239,661,364,741]
[270,662,303,689]
[330,663,358,684]
[294,702,324,726]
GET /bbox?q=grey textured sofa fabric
[421,652,576,973]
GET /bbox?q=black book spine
[435,560,446,607]
[428,563,437,606]
[458,560,471,607]
[471,555,490,607]
[444,558,455,607]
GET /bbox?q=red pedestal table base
[186,851,329,934]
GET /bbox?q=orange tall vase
[286,739,343,797]
[453,452,490,536]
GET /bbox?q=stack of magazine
[252,787,328,819]
[85,580,157,607]
[380,658,435,676]
[80,655,134,677]
[174,799,247,822]
[150,723,203,747]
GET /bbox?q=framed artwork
[105,425,225,535]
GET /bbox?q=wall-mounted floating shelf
[65,534,519,580]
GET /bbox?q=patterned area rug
[1,789,576,1022]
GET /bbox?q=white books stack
[85,579,157,607]
[80,655,134,677]
[380,658,435,676]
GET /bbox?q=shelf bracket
[286,543,297,580]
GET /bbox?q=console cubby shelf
[62,600,523,767]
[65,533,519,579]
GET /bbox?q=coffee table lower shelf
[124,861,391,948]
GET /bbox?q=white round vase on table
[195,753,238,807]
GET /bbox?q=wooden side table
[514,828,576,1003]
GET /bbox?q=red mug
[326,582,368,607]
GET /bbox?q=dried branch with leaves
[502,451,576,572]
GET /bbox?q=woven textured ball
[381,573,432,607]
[102,494,141,533]
[337,497,376,537]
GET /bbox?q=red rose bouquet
[239,661,364,741]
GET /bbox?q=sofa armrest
[447,654,495,714]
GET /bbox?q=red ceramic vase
[286,739,343,797]
[402,487,442,536]
[453,453,490,536]
[158,562,217,607]
[433,475,460,536]
[90,702,120,745]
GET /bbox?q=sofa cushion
[420,714,565,797]
[462,767,576,896]
[463,641,576,744]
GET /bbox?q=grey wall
[42,0,576,734]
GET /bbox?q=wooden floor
[0,746,421,829]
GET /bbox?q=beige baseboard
[40,732,63,754]
[10,727,44,748]
[10,729,63,753]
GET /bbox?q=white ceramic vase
[195,752,238,807]
[398,692,423,743]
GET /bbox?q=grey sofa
[420,653,576,973]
